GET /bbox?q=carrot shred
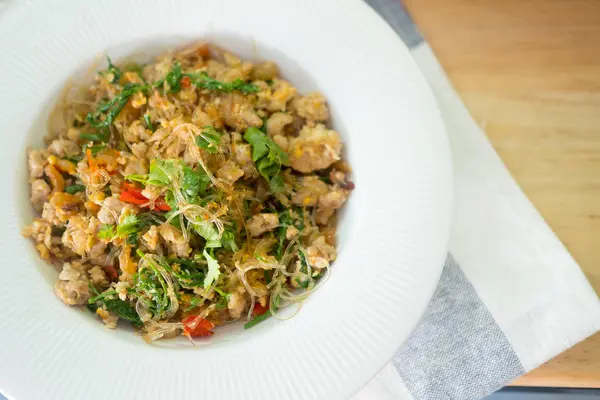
[86,148,97,171]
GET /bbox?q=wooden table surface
[403,0,600,389]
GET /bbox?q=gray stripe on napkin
[365,0,424,48]
[393,255,525,400]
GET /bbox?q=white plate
[0,0,452,399]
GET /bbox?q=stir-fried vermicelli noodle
[22,43,353,340]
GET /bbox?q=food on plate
[22,43,353,341]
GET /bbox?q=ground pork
[233,143,257,178]
[54,262,90,306]
[316,188,349,225]
[47,138,80,158]
[306,235,336,270]
[28,149,48,179]
[142,225,160,252]
[265,80,297,112]
[96,307,119,329]
[251,61,279,81]
[292,176,329,207]
[118,245,138,275]
[216,160,244,183]
[97,196,125,225]
[289,124,342,173]
[159,224,192,257]
[290,92,329,122]
[266,112,293,137]
[247,213,279,237]
[218,92,262,132]
[49,192,83,222]
[227,287,247,319]
[61,216,106,261]
[30,179,51,212]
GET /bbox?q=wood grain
[403,0,600,388]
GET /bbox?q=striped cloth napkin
[354,1,600,400]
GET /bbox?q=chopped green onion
[64,184,85,194]
[244,311,272,329]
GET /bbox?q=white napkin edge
[355,42,600,400]
[411,43,600,372]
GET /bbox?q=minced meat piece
[289,124,342,173]
[247,213,279,237]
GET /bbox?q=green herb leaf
[104,298,142,325]
[64,155,83,164]
[298,248,309,274]
[126,232,139,245]
[97,224,116,240]
[244,127,270,161]
[133,254,176,319]
[222,230,238,252]
[84,143,107,155]
[244,311,272,329]
[116,215,140,237]
[124,62,146,80]
[192,220,219,241]
[243,127,289,192]
[143,113,154,131]
[167,258,205,289]
[269,174,285,193]
[86,83,148,129]
[148,159,178,186]
[181,165,211,200]
[80,130,110,143]
[318,175,333,185]
[164,62,184,93]
[87,283,110,302]
[194,126,222,154]
[64,184,85,194]
[186,71,259,94]
[205,239,222,248]
[185,296,205,311]
[106,57,122,83]
[165,209,182,230]
[87,284,142,327]
[124,174,148,184]
[275,211,294,259]
[202,249,221,288]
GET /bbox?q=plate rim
[0,1,452,399]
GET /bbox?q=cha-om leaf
[80,130,110,143]
[106,57,122,83]
[86,83,149,129]
[164,62,184,93]
[186,71,259,94]
[103,298,141,325]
